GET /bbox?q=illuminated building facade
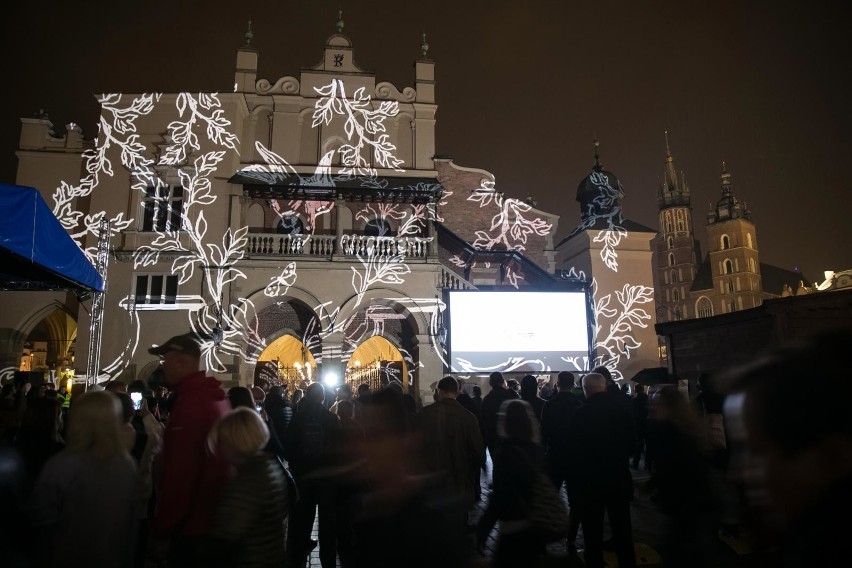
[653,139,804,324]
[555,144,661,382]
[1,23,563,401]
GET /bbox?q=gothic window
[142,185,183,232]
[696,296,713,318]
[676,218,685,232]
[747,233,753,248]
[668,253,675,267]
[673,306,682,320]
[664,212,673,233]
[276,215,305,235]
[736,277,741,291]
[726,279,734,294]
[365,218,393,237]
[671,270,677,283]
[724,259,734,274]
[749,258,756,272]
[134,274,178,305]
[678,268,683,282]
[673,288,680,301]
[667,237,673,250]
[721,234,730,250]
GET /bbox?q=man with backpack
[284,382,342,568]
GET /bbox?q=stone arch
[696,296,714,318]
[250,106,274,159]
[335,288,431,339]
[10,302,78,373]
[247,202,264,231]
[321,135,347,166]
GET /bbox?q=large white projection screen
[448,290,590,373]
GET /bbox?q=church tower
[705,163,764,313]
[654,132,699,322]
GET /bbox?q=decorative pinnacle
[721,160,727,173]
[336,8,344,33]
[664,130,671,156]
[421,33,430,58]
[593,137,602,170]
[244,18,253,45]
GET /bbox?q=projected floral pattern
[574,170,627,272]
[50,80,448,380]
[447,180,553,289]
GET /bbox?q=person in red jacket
[149,333,231,568]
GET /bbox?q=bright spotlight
[323,372,339,387]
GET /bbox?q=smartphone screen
[131,392,142,410]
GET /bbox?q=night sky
[2,0,849,281]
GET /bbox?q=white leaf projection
[453,180,553,289]
[52,81,443,380]
[560,267,654,382]
[312,79,404,176]
[576,171,627,272]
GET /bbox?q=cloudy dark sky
[2,0,849,281]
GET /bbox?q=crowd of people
[1,328,850,568]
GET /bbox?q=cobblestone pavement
[302,455,759,567]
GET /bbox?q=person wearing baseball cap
[149,332,231,566]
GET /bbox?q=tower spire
[593,136,602,171]
[657,130,690,209]
[720,161,733,195]
[664,130,678,189]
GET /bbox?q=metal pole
[85,219,110,390]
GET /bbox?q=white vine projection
[574,171,627,272]
[560,267,653,381]
[312,79,404,176]
[51,93,159,260]
[448,180,552,289]
[356,203,426,237]
[45,75,450,380]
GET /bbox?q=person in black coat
[566,372,637,568]
[283,383,342,568]
[540,371,583,544]
[480,372,519,465]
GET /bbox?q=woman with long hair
[29,390,140,568]
[477,399,552,567]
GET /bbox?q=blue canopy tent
[0,184,103,293]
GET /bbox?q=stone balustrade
[245,233,431,260]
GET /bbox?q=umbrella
[631,367,677,386]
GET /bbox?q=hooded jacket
[155,371,230,537]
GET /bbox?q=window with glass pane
[134,274,178,305]
[142,185,184,232]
